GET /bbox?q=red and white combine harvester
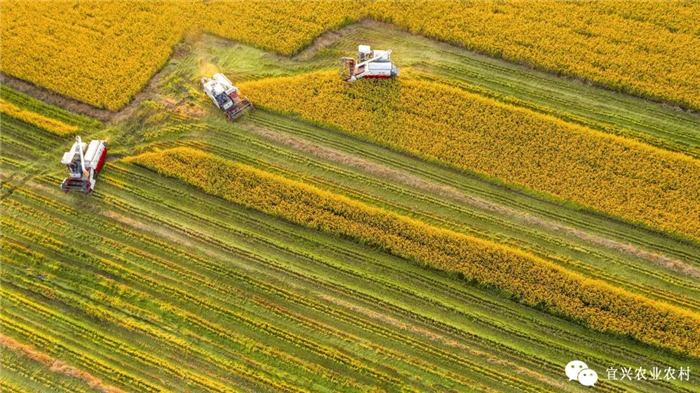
[60,136,107,194]
[201,73,253,121]
[340,45,399,82]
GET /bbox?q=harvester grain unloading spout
[60,135,107,194]
[201,73,253,121]
[340,45,399,82]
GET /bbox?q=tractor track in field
[243,123,700,278]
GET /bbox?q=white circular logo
[565,360,588,381]
[578,369,598,386]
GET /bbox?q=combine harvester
[60,135,107,194]
[201,73,253,121]
[340,45,399,82]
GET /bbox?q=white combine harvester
[201,73,253,121]
[60,135,107,194]
[340,45,399,82]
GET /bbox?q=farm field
[240,72,700,240]
[1,3,700,393]
[2,1,700,110]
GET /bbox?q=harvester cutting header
[340,45,399,82]
[201,73,253,121]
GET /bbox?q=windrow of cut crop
[0,100,77,136]
[240,71,700,241]
[130,147,700,357]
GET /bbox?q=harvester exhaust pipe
[76,135,87,175]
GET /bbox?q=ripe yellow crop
[131,147,700,357]
[0,1,359,110]
[0,1,191,111]
[240,71,700,240]
[1,1,698,110]
[199,1,364,56]
[0,100,77,135]
[368,0,700,110]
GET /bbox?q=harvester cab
[201,73,253,121]
[340,45,399,82]
[60,135,107,194]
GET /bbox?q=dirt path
[1,63,166,123]
[293,18,380,61]
[245,124,699,278]
[1,72,114,121]
[0,31,201,124]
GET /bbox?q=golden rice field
[1,1,699,392]
[240,71,700,240]
[2,1,700,109]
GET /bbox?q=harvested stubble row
[240,72,700,241]
[131,147,700,357]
